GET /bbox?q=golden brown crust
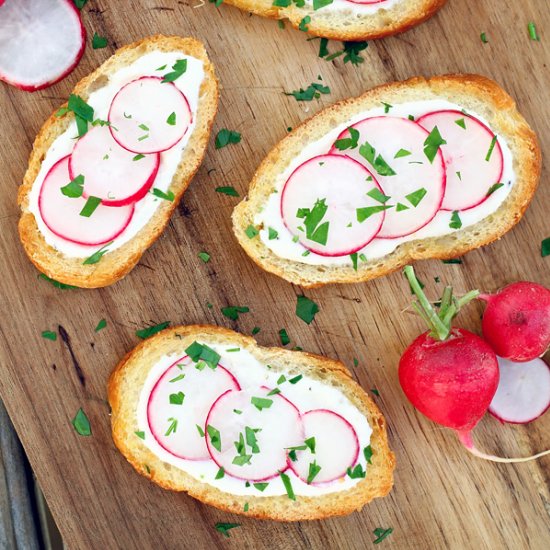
[232,74,542,288]
[222,0,447,41]
[18,35,219,288]
[108,325,395,520]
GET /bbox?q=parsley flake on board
[42,330,57,341]
[359,142,396,176]
[221,306,250,321]
[423,126,446,163]
[72,408,91,436]
[528,22,540,41]
[284,81,330,102]
[215,129,241,149]
[135,322,170,339]
[215,186,239,196]
[214,523,241,538]
[198,251,210,263]
[541,237,550,258]
[252,326,261,335]
[82,242,113,265]
[480,32,488,44]
[79,196,101,217]
[373,527,393,544]
[162,59,187,83]
[39,274,76,289]
[60,174,85,198]
[279,328,290,346]
[185,342,221,369]
[442,258,462,264]
[95,318,107,332]
[371,388,380,396]
[296,295,319,324]
[334,127,360,151]
[297,198,330,245]
[92,33,108,49]
[449,211,462,229]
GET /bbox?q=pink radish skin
[479,282,550,362]
[38,156,134,246]
[280,154,386,257]
[108,77,192,154]
[288,409,359,484]
[489,357,550,424]
[0,0,86,92]
[147,356,240,461]
[417,110,504,211]
[401,266,550,463]
[330,117,446,238]
[205,387,304,481]
[69,126,160,206]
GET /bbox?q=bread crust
[18,35,219,288]
[222,0,447,41]
[232,74,541,288]
[108,325,395,520]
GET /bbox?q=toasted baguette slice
[233,74,541,288]
[222,0,446,41]
[18,35,218,288]
[108,325,395,520]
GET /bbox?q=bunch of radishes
[399,266,550,462]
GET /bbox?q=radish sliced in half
[0,0,85,91]
[288,409,359,484]
[205,387,303,481]
[147,356,240,460]
[38,156,134,246]
[417,110,504,211]
[108,77,192,154]
[281,154,385,256]
[69,126,160,206]
[330,117,446,238]
[488,357,550,424]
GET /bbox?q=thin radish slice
[288,409,359,484]
[488,357,550,424]
[330,117,446,239]
[280,154,385,257]
[108,77,192,154]
[147,356,240,460]
[205,387,303,481]
[38,156,134,246]
[69,126,160,206]
[417,110,504,211]
[0,0,85,92]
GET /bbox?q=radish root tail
[458,431,550,463]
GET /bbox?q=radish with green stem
[399,266,550,463]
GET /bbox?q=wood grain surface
[0,0,549,548]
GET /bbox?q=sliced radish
[330,117,446,239]
[38,156,134,246]
[288,409,359,484]
[147,356,240,460]
[108,77,192,154]
[417,110,504,211]
[280,154,385,256]
[205,387,303,481]
[0,0,85,92]
[69,126,160,206]
[488,357,550,424]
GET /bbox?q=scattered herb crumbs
[221,306,250,321]
[334,127,360,150]
[541,237,550,257]
[284,81,330,102]
[74,0,88,9]
[215,129,241,149]
[318,37,329,57]
[455,118,466,129]
[83,242,112,265]
[42,330,57,341]
[364,445,373,464]
[152,188,175,201]
[135,321,170,339]
[215,186,239,196]
[347,464,366,479]
[297,198,330,245]
[169,392,185,405]
[353,358,359,367]
[39,274,76,289]
[185,342,221,369]
[313,0,333,8]
[215,523,241,538]
[92,33,108,49]
[373,527,393,544]
[480,32,488,44]
[133,154,145,161]
[357,205,392,222]
[298,16,310,31]
[134,431,145,440]
[442,258,462,264]
[79,196,101,217]
[307,461,322,484]
[244,503,249,512]
[449,211,462,229]
[528,22,540,41]
[350,252,358,271]
[60,174,85,198]
[156,64,167,71]
[394,148,411,159]
[245,225,259,239]
[198,251,210,263]
[280,471,296,500]
[268,227,279,240]
[95,319,107,332]
[166,112,176,126]
[342,41,368,64]
[486,182,504,196]
[253,482,269,492]
[207,425,222,451]
[359,142,396,176]
[252,326,261,335]
[296,295,319,324]
[371,388,380,397]
[251,396,273,411]
[485,135,498,161]
[381,102,392,113]
[278,20,285,29]
[72,408,91,436]
[289,374,303,384]
[405,188,427,208]
[215,467,224,479]
[162,59,187,83]
[279,328,290,346]
[423,126,446,163]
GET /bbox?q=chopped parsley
[133,154,145,161]
[207,425,222,451]
[60,174,85,198]
[394,148,411,158]
[251,396,273,411]
[169,392,185,405]
[371,388,380,396]
[347,463,366,479]
[214,523,240,538]
[215,186,239,196]
[162,59,187,83]
[367,187,391,203]
[455,118,466,129]
[359,142,396,176]
[486,182,504,196]
[67,94,94,137]
[350,252,358,271]
[185,341,220,369]
[364,445,373,464]
[215,467,224,479]
[79,196,101,217]
[136,322,170,339]
[92,33,108,49]
[252,326,261,335]
[198,251,210,263]
[279,328,290,346]
[284,81,330,102]
[152,188,175,202]
[485,135,498,161]
[95,319,107,332]
[245,225,259,239]
[357,205,392,222]
[221,306,250,321]
[480,32,488,44]
[215,129,241,149]
[541,237,550,258]
[313,0,333,8]
[334,127,360,151]
[279,471,296,500]
[289,374,303,384]
[268,227,279,240]
[405,188,427,208]
[296,295,319,324]
[528,22,540,41]
[253,482,269,492]
[381,102,393,114]
[134,431,145,440]
[39,274,76,289]
[449,211,462,229]
[72,408,91,436]
[297,198,330,245]
[41,330,57,341]
[373,527,393,544]
[166,112,176,126]
[423,126,446,163]
[442,258,462,264]
[82,242,112,265]
[298,16,310,31]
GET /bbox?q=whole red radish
[399,266,550,463]
[479,281,550,362]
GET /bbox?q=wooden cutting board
[0,1,548,548]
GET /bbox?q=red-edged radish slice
[488,357,550,425]
[417,110,504,211]
[108,76,192,154]
[147,356,240,460]
[205,387,303,481]
[0,0,85,92]
[330,117,446,239]
[280,154,385,257]
[288,409,359,484]
[38,156,134,246]
[69,126,160,206]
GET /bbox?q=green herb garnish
[485,135,498,161]
[198,251,210,263]
[60,174,85,198]
[279,471,296,500]
[72,408,91,436]
[284,81,330,102]
[373,528,393,544]
[296,295,319,324]
[449,211,462,229]
[347,464,366,479]
[297,198,330,245]
[207,425,222,451]
[405,188,427,208]
[245,225,259,239]
[214,523,241,538]
[279,328,290,346]
[251,396,273,411]
[423,126,446,163]
[486,182,504,196]
[334,127,360,151]
[135,431,145,440]
[82,242,113,265]
[215,129,241,149]
[92,33,108,49]
[359,142,396,176]
[162,59,187,83]
[136,322,170,339]
[152,188,174,201]
[221,306,250,321]
[215,186,239,196]
[79,196,101,217]
[42,330,57,341]
[307,461,321,484]
[357,205,392,222]
[185,341,221,369]
[95,319,107,332]
[169,392,185,405]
